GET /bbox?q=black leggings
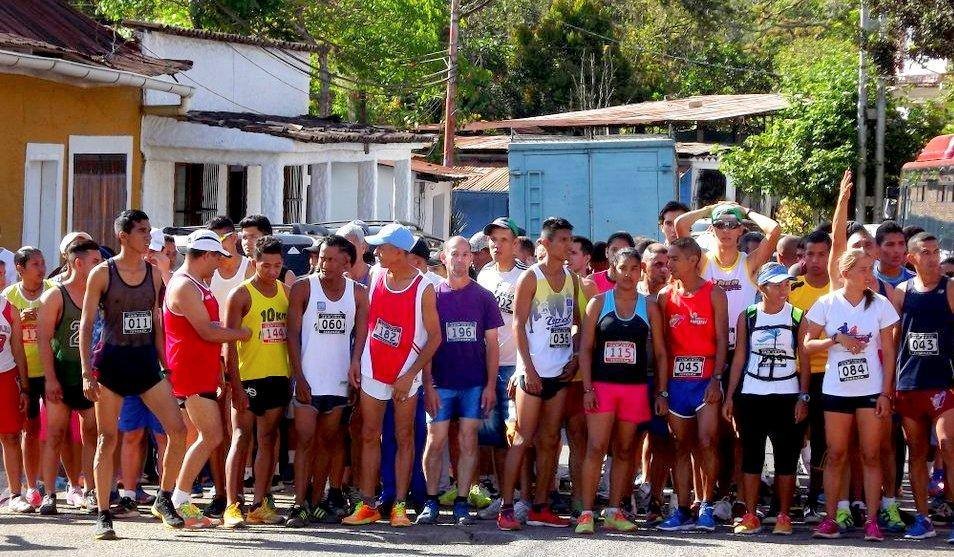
[807,374,826,469]
[735,393,807,476]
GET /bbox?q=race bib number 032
[603,341,636,365]
[673,356,705,378]
[446,321,477,343]
[315,312,347,335]
[122,311,153,335]
[907,332,939,356]
[372,318,402,348]
[837,358,870,382]
[549,326,571,348]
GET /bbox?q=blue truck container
[508,136,677,242]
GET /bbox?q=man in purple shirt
[418,236,503,526]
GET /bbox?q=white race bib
[549,326,571,348]
[372,318,402,348]
[315,312,347,335]
[122,311,153,335]
[907,332,939,356]
[494,286,515,314]
[837,358,870,382]
[603,341,636,365]
[673,356,705,378]
[21,322,38,344]
[446,321,477,343]
[260,321,287,343]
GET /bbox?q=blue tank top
[897,279,954,391]
[590,290,650,384]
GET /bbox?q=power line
[227,43,312,95]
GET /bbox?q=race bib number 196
[673,356,704,378]
[907,332,939,356]
[837,358,870,382]
[122,311,153,335]
[372,318,402,347]
[603,341,636,365]
[549,326,571,348]
[446,321,477,343]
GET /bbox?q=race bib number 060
[372,318,402,347]
[907,332,939,356]
[603,341,636,365]
[446,321,477,343]
[837,358,870,382]
[315,312,347,335]
[122,311,153,335]
[673,356,704,378]
[549,326,571,348]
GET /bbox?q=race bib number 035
[315,312,347,335]
[372,318,402,348]
[260,321,287,343]
[837,358,870,382]
[673,356,705,378]
[122,311,153,335]
[446,321,477,343]
[603,341,636,365]
[549,326,571,348]
[907,332,939,356]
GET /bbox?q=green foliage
[871,0,954,61]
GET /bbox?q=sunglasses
[712,221,742,230]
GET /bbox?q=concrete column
[724,170,736,202]
[142,159,175,227]
[392,159,412,221]
[216,164,228,215]
[357,160,377,220]
[260,161,285,223]
[307,162,332,222]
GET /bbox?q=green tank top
[53,285,83,386]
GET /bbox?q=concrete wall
[139,31,311,116]
[328,162,359,221]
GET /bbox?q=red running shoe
[527,507,571,528]
[497,507,522,531]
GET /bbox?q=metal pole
[319,46,331,118]
[874,76,886,220]
[442,0,460,167]
[856,0,868,221]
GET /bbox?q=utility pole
[318,46,331,117]
[442,0,460,167]
[873,13,887,220]
[856,0,869,222]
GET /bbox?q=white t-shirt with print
[477,260,527,367]
[805,290,900,397]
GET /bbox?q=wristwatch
[656,390,669,399]
[712,374,723,382]
[799,393,810,403]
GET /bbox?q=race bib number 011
[21,323,38,344]
[837,358,870,382]
[603,341,636,365]
[907,332,939,356]
[549,326,571,348]
[122,311,153,335]
[372,318,402,348]
[446,321,477,343]
[673,356,705,378]
[315,312,347,335]
[260,321,287,343]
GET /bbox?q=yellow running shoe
[390,501,413,527]
[602,508,637,532]
[734,512,762,535]
[575,511,595,535]
[247,502,285,525]
[178,502,216,529]
[468,484,493,509]
[439,487,458,507]
[222,502,246,529]
[342,501,382,526]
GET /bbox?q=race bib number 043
[603,341,636,365]
[446,321,477,343]
[837,358,870,382]
[372,318,402,348]
[122,311,153,335]
[673,356,705,378]
[315,312,347,335]
[549,326,571,348]
[907,332,939,356]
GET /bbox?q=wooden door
[72,154,127,250]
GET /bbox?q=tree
[870,0,954,61]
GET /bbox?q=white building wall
[376,165,395,219]
[138,31,311,116]
[421,180,452,238]
[328,162,359,221]
[142,159,176,227]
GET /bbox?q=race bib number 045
[122,311,153,335]
[315,312,347,335]
[372,318,402,348]
[549,326,571,348]
[673,356,705,378]
[446,321,477,343]
[837,358,870,382]
[603,341,636,365]
[907,332,939,356]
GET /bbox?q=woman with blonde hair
[803,249,899,541]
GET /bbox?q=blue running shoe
[658,507,694,531]
[903,514,936,540]
[415,500,439,525]
[453,501,473,526]
[695,502,716,531]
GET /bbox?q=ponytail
[863,287,874,309]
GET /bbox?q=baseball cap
[59,231,92,256]
[186,229,231,257]
[483,216,519,237]
[335,221,366,243]
[469,231,489,252]
[365,223,415,252]
[410,237,438,265]
[711,204,745,222]
[148,228,166,252]
[756,262,793,285]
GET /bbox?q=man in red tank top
[652,237,729,531]
[164,230,250,528]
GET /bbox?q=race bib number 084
[837,358,870,382]
[673,356,704,378]
[122,311,153,335]
[603,341,636,365]
[907,332,939,356]
[549,326,571,348]
[372,318,402,347]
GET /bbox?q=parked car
[317,220,444,264]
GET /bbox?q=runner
[890,232,954,542]
[238,215,295,286]
[418,237,502,525]
[591,232,635,294]
[658,201,689,246]
[654,237,728,532]
[80,210,188,539]
[336,221,372,286]
[776,235,801,269]
[567,236,599,298]
[2,246,54,510]
[35,239,102,515]
[575,248,658,534]
[285,235,368,527]
[874,221,916,287]
[342,223,441,527]
[221,235,292,527]
[469,232,492,278]
[0,285,31,512]
[786,229,832,523]
[164,230,250,529]
[496,217,580,531]
[723,262,810,535]
[516,236,536,267]
[805,249,899,541]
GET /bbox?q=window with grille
[173,163,218,226]
[284,166,304,223]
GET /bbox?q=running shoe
[38,494,58,515]
[84,489,98,513]
[835,507,854,532]
[307,502,331,524]
[903,514,936,539]
[863,518,883,541]
[25,488,42,509]
[342,501,381,525]
[658,508,694,531]
[389,501,412,527]
[514,499,531,524]
[575,511,595,535]
[191,481,204,497]
[602,508,637,532]
[527,506,571,527]
[733,512,761,534]
[66,485,85,508]
[94,511,117,540]
[247,501,285,525]
[468,484,493,509]
[135,485,156,506]
[204,497,226,520]
[222,502,246,529]
[497,507,521,531]
[878,502,905,533]
[0,487,10,507]
[438,486,458,507]
[151,492,185,529]
[712,497,733,522]
[948,527,954,544]
[645,499,664,526]
[772,513,793,536]
[619,499,638,524]
[453,501,474,526]
[178,502,216,529]
[731,500,747,521]
[111,496,140,519]
[285,503,311,528]
[930,496,953,522]
[9,495,34,513]
[802,502,822,524]
[695,503,716,531]
[813,517,841,539]
[416,500,439,525]
[850,501,867,525]
[478,497,502,520]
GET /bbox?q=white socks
[171,488,191,508]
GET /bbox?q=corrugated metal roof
[457,135,721,157]
[461,94,788,131]
[379,159,470,180]
[124,20,327,53]
[453,164,509,193]
[676,142,723,156]
[0,0,190,76]
[456,135,511,151]
[183,111,434,144]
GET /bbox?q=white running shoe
[66,485,86,508]
[478,497,503,520]
[713,497,733,522]
[9,495,34,513]
[25,488,42,508]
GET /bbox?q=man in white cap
[469,231,492,278]
[337,221,372,286]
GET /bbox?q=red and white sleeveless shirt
[663,280,718,381]
[360,270,431,385]
[163,273,221,397]
[0,300,16,372]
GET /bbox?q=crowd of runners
[0,169,952,544]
